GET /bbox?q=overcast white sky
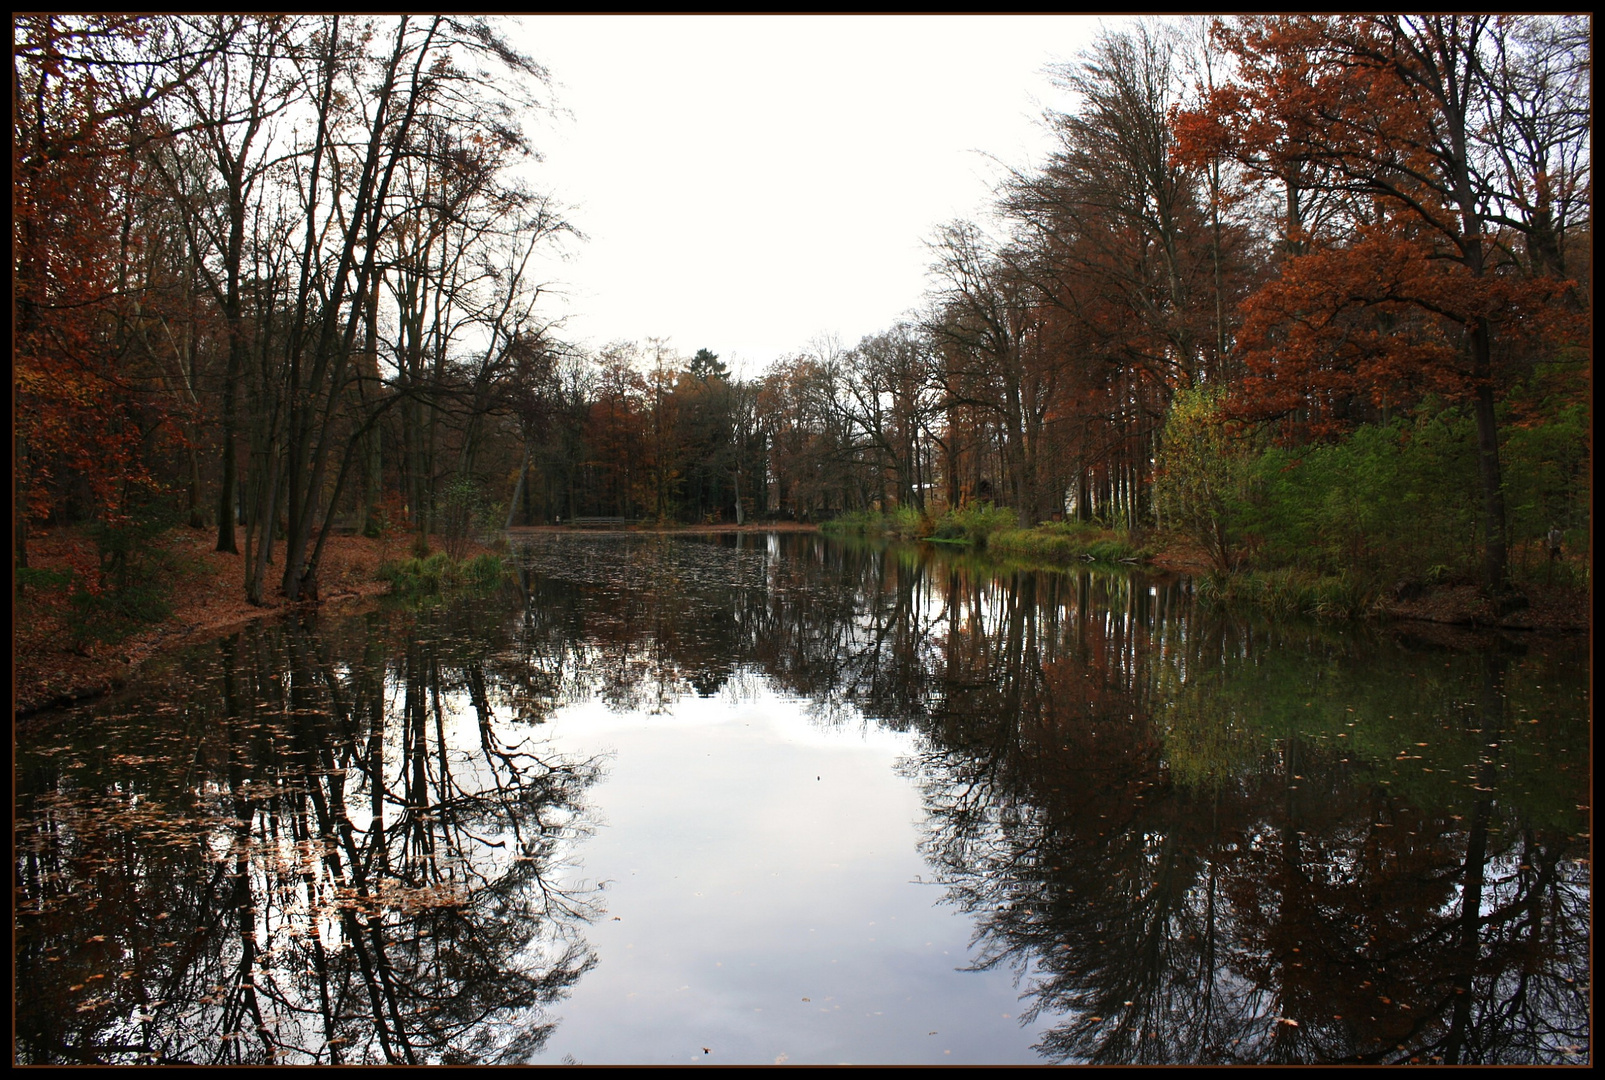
[510,15,1128,375]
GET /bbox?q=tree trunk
[505,441,531,529]
[355,275,381,536]
[215,185,245,553]
[187,433,205,528]
[15,435,29,586]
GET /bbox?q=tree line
[14,15,1590,607]
[916,16,1589,597]
[16,15,568,603]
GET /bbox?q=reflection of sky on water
[529,679,1045,1065]
[15,533,1591,1065]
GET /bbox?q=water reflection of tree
[16,607,601,1064]
[28,535,1579,1064]
[908,596,1589,1065]
[509,535,952,726]
[499,533,1588,1065]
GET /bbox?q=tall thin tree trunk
[188,434,205,528]
[355,275,381,536]
[15,435,29,586]
[246,443,283,605]
[505,442,531,529]
[215,230,244,552]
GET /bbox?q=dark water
[14,533,1591,1065]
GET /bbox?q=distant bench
[563,516,640,529]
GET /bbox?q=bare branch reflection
[17,608,601,1065]
[17,533,1589,1064]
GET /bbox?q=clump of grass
[462,552,506,585]
[1196,568,1374,619]
[885,505,931,539]
[930,502,1016,547]
[986,528,1073,559]
[822,506,934,540]
[821,509,882,535]
[378,551,508,597]
[987,520,1152,564]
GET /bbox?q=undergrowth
[824,504,1152,564]
[378,551,508,598]
[988,520,1152,564]
[1195,568,1375,620]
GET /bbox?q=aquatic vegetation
[378,551,509,596]
[987,521,1152,564]
[1196,568,1375,619]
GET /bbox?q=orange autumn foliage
[1174,15,1585,436]
[1227,222,1579,438]
[14,16,174,528]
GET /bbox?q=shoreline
[15,530,443,718]
[14,525,819,717]
[505,521,821,535]
[13,524,1586,719]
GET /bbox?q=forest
[13,15,1591,617]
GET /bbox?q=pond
[14,533,1591,1065]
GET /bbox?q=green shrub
[821,509,879,535]
[439,475,496,560]
[930,502,1015,547]
[1224,394,1586,592]
[1154,384,1259,573]
[16,566,72,596]
[69,580,173,643]
[1503,400,1590,583]
[886,505,932,539]
[985,521,1151,565]
[1238,404,1484,588]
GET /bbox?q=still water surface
[14,533,1590,1064]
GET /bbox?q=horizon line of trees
[14,15,1591,611]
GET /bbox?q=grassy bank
[823,505,1151,565]
[1195,567,1374,620]
[377,551,509,597]
[14,528,504,716]
[820,507,1586,629]
[821,506,936,541]
[987,521,1152,564]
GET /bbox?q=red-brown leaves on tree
[14,16,175,528]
